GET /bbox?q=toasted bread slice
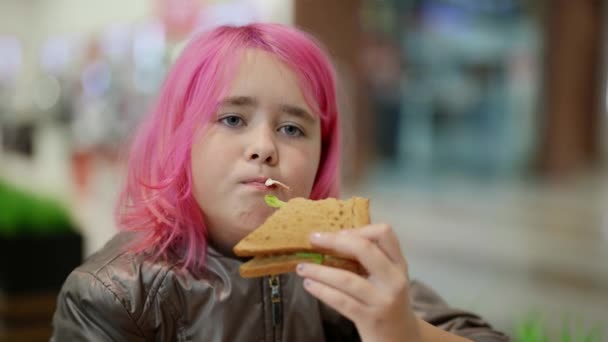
[233,197,370,257]
[239,254,365,278]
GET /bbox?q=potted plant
[0,180,83,340]
[0,180,82,294]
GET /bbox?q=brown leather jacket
[51,232,509,341]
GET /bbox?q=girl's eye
[220,115,244,127]
[279,124,304,137]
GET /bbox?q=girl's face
[191,49,322,255]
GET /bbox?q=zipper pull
[268,275,282,327]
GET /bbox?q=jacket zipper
[268,275,282,328]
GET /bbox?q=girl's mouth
[241,177,290,192]
[264,178,290,190]
[243,181,276,191]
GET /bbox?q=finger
[310,232,399,284]
[296,263,380,305]
[302,278,366,323]
[340,224,406,266]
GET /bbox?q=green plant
[515,314,549,342]
[558,318,603,342]
[0,181,74,236]
[515,314,603,342]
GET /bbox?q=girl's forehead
[230,50,299,90]
[223,49,317,113]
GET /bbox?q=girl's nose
[245,127,278,165]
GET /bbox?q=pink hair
[116,23,341,272]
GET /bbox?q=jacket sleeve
[51,270,147,342]
[411,280,510,342]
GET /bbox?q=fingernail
[311,232,324,241]
[296,263,305,273]
[303,279,313,288]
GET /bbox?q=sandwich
[233,194,370,278]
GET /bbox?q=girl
[52,23,508,342]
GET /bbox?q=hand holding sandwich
[297,225,474,342]
[296,224,421,342]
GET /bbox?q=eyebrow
[220,96,257,107]
[279,104,316,124]
[219,96,316,123]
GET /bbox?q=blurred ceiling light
[0,36,22,84]
[102,24,133,63]
[41,37,72,76]
[133,21,166,69]
[133,21,166,94]
[81,61,112,98]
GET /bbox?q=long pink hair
[116,23,341,272]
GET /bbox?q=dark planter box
[0,231,83,294]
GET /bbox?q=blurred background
[0,0,607,341]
